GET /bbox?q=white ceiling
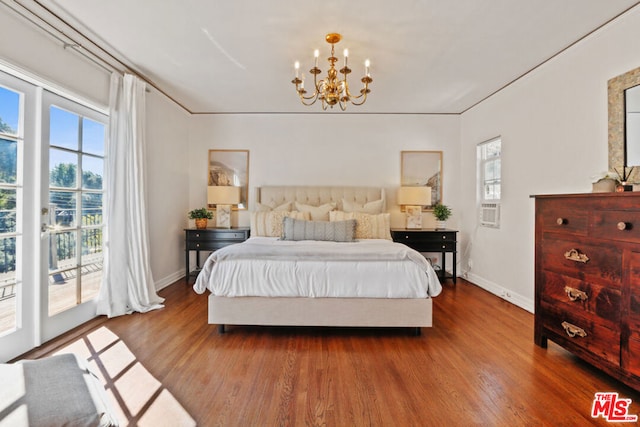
[36,0,640,114]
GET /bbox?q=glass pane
[0,236,17,334]
[50,148,78,188]
[82,155,103,190]
[0,189,16,233]
[0,86,19,136]
[50,230,76,270]
[48,269,77,316]
[50,191,77,227]
[81,229,102,303]
[486,140,501,158]
[49,231,79,316]
[484,160,497,181]
[82,117,104,156]
[0,138,17,184]
[50,106,79,150]
[82,193,102,226]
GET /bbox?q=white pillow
[251,210,310,237]
[330,211,392,240]
[342,198,384,214]
[294,202,336,221]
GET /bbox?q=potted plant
[188,207,213,229]
[432,203,452,229]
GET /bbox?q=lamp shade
[208,186,241,205]
[397,186,431,206]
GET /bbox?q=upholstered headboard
[256,186,386,211]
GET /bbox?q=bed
[193,186,442,333]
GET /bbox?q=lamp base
[216,204,231,228]
[405,206,423,229]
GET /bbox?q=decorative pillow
[251,210,310,237]
[254,201,291,212]
[342,198,384,214]
[294,202,336,221]
[330,211,392,240]
[282,217,357,242]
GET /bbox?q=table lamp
[397,186,431,229]
[207,186,241,228]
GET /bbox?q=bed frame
[207,186,434,333]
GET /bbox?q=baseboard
[465,272,534,313]
[155,270,185,291]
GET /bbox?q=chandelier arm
[298,94,319,106]
[298,90,319,102]
[348,91,368,106]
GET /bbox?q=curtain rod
[1,1,179,100]
[1,0,116,74]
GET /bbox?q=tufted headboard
[256,186,386,211]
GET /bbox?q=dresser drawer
[539,238,622,288]
[402,241,456,252]
[393,231,456,242]
[540,271,621,326]
[537,199,588,236]
[539,303,620,366]
[186,230,248,241]
[591,210,640,244]
[186,240,240,250]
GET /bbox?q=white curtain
[96,73,165,317]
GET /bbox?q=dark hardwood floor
[19,279,640,426]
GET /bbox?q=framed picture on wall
[207,149,249,210]
[401,150,443,209]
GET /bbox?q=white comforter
[193,237,442,298]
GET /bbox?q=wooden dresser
[534,192,640,391]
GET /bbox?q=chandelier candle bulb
[294,61,300,78]
[314,49,319,67]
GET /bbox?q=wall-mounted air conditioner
[480,203,500,228]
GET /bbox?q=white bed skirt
[208,295,433,328]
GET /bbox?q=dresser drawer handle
[564,286,588,302]
[556,217,566,225]
[561,321,587,338]
[617,221,630,231]
[564,249,589,263]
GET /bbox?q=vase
[195,218,208,229]
[436,220,446,230]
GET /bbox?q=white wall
[145,90,191,288]
[188,113,461,255]
[459,7,640,311]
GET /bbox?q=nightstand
[391,228,458,284]
[185,228,250,283]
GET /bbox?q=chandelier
[291,33,372,110]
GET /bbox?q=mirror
[608,66,640,183]
[627,85,640,165]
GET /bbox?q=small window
[477,137,501,228]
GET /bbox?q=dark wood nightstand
[185,228,250,283]
[391,228,458,284]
